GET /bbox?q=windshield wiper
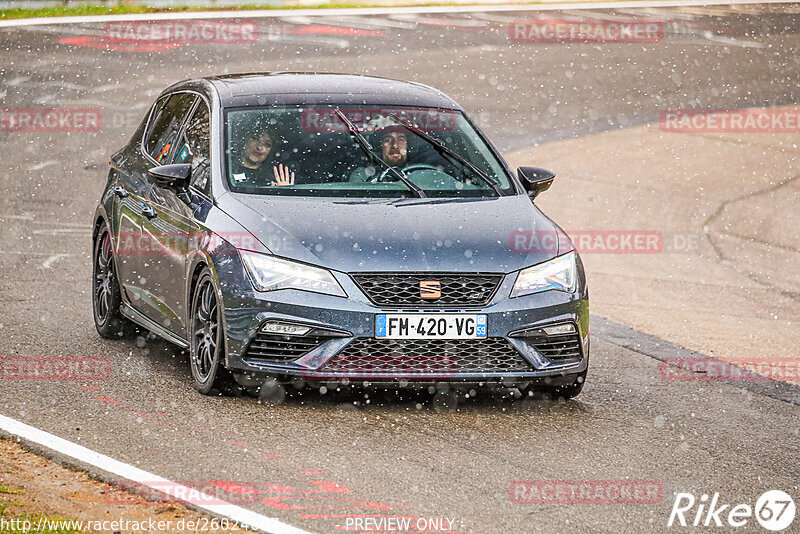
[389,114,504,197]
[334,109,426,198]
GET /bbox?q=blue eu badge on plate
[375,314,387,337]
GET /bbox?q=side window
[175,102,211,194]
[142,96,168,150]
[144,93,197,163]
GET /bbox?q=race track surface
[1,5,798,532]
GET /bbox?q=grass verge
[1,2,484,20]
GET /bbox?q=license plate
[375,314,487,339]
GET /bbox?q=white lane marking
[5,76,31,85]
[696,31,766,47]
[31,228,90,235]
[0,0,796,28]
[0,214,36,220]
[0,414,313,534]
[37,81,120,93]
[40,97,111,107]
[1,251,77,256]
[41,253,68,269]
[560,8,663,19]
[268,33,350,48]
[0,216,87,227]
[390,13,490,27]
[332,14,418,29]
[28,160,60,171]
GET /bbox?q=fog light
[543,324,576,336]
[260,322,311,336]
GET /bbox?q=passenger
[230,123,295,187]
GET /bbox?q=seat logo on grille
[420,280,441,299]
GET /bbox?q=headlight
[510,252,576,298]
[240,251,346,297]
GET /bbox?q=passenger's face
[380,132,407,166]
[244,133,272,165]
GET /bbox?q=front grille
[525,332,583,363]
[321,338,532,374]
[351,273,503,307]
[243,333,329,364]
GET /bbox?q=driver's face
[380,132,407,167]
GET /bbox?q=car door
[111,95,170,301]
[134,92,198,332]
[139,95,212,337]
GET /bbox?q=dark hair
[242,122,276,144]
[230,117,279,163]
[371,124,406,142]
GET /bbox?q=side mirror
[517,167,555,199]
[148,163,191,191]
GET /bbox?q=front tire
[189,269,235,395]
[92,224,135,339]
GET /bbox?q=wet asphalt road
[1,4,799,533]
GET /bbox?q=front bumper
[219,267,589,385]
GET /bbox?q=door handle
[112,185,128,198]
[141,202,157,220]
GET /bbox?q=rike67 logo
[668,490,795,531]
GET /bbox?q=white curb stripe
[0,414,312,534]
[0,0,797,28]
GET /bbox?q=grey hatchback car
[92,73,589,399]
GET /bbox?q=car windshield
[224,105,515,197]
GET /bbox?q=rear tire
[92,224,135,339]
[189,269,236,395]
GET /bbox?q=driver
[349,125,409,182]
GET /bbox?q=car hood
[217,193,569,273]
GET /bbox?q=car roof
[180,72,463,109]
